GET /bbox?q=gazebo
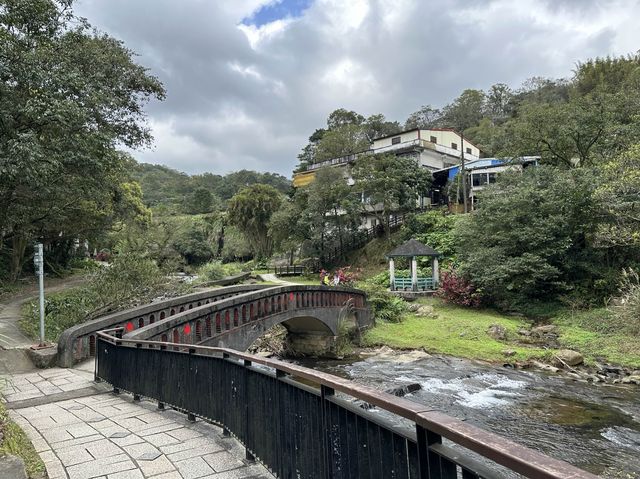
[386,239,441,291]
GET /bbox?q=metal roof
[387,239,440,258]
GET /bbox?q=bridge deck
[2,365,273,479]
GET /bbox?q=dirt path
[0,276,86,350]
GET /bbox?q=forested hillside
[131,163,290,213]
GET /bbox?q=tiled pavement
[2,368,274,479]
[1,367,96,403]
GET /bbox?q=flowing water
[299,354,640,477]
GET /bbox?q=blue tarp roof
[446,158,505,180]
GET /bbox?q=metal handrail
[96,330,597,479]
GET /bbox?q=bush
[21,253,188,341]
[612,268,640,335]
[357,280,408,322]
[435,269,483,308]
[197,261,243,282]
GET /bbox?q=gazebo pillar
[432,257,439,288]
[389,258,395,291]
[411,256,418,291]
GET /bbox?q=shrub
[21,253,188,341]
[197,261,243,282]
[436,269,483,308]
[357,280,408,322]
[612,268,640,335]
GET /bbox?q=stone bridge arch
[125,285,373,357]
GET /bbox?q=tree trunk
[10,233,28,281]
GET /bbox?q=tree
[326,108,365,130]
[303,167,360,260]
[352,154,431,238]
[596,144,640,248]
[362,114,401,142]
[227,184,282,260]
[0,0,165,279]
[314,124,369,161]
[404,105,442,130]
[185,187,214,214]
[441,89,486,131]
[454,166,614,309]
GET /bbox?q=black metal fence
[273,265,307,276]
[96,334,596,479]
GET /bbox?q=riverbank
[362,297,640,374]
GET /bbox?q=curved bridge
[126,285,372,356]
[58,284,372,366]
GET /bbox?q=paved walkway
[2,365,273,479]
[0,276,86,350]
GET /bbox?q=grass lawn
[283,276,322,286]
[554,309,640,368]
[363,298,550,362]
[363,298,640,367]
[0,400,46,478]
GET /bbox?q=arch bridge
[58,284,372,366]
[126,285,372,356]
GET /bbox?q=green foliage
[454,167,611,309]
[0,0,164,280]
[228,184,282,260]
[363,298,550,362]
[0,401,46,478]
[352,153,431,236]
[356,279,408,323]
[131,164,291,212]
[21,253,179,341]
[197,261,243,282]
[405,209,461,262]
[611,269,640,335]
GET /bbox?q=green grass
[363,298,549,362]
[0,399,46,478]
[554,308,640,368]
[362,298,640,367]
[285,276,322,286]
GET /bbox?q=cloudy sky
[75,0,640,177]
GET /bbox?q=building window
[466,147,472,154]
[488,172,497,184]
[451,142,458,150]
[391,136,401,145]
[472,174,487,187]
[430,135,437,143]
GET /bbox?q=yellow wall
[292,170,317,187]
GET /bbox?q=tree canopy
[0,0,164,279]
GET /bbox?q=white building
[293,128,480,188]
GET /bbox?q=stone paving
[1,367,96,403]
[2,367,274,479]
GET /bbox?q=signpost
[33,243,46,346]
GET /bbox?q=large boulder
[554,349,584,367]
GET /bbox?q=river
[298,352,640,477]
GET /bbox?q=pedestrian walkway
[2,366,274,479]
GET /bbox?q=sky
[75,0,640,177]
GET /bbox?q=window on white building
[466,147,472,154]
[451,142,458,150]
[391,136,401,144]
[430,135,437,143]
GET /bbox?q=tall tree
[404,105,442,130]
[0,0,165,279]
[352,154,431,238]
[227,184,282,260]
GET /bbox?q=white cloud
[75,0,640,177]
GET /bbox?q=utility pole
[33,243,46,346]
[460,131,468,213]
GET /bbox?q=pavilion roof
[386,239,440,258]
